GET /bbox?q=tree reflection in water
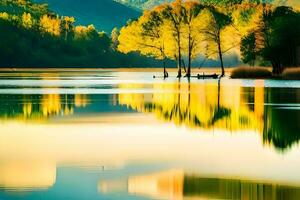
[0,80,299,151]
[118,80,300,151]
[100,169,300,200]
[0,94,89,121]
[263,88,300,150]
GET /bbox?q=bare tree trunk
[272,60,283,75]
[177,32,182,78]
[217,78,221,109]
[163,59,168,78]
[187,33,192,78]
[217,34,225,77]
[182,59,186,73]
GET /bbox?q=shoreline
[2,67,300,80]
[0,67,234,74]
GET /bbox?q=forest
[0,0,161,68]
[118,0,300,77]
[0,0,299,72]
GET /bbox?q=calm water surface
[0,70,300,200]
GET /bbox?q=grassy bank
[231,67,300,80]
[282,68,300,80]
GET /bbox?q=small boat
[196,73,219,79]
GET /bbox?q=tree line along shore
[118,0,300,78]
[0,0,299,79]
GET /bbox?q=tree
[241,32,256,66]
[141,8,172,78]
[162,0,185,78]
[40,14,61,36]
[0,12,9,21]
[200,7,232,77]
[181,2,205,78]
[61,16,75,41]
[260,6,300,74]
[22,12,33,29]
[118,8,172,78]
[111,27,119,50]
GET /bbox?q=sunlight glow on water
[0,70,300,200]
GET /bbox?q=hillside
[0,0,162,68]
[0,0,49,17]
[34,0,141,33]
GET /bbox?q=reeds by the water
[231,67,272,79]
[282,68,300,80]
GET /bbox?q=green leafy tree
[260,6,300,74]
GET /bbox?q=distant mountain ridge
[115,0,300,10]
[114,0,172,10]
[34,0,141,32]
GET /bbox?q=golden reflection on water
[0,80,299,150]
[1,79,300,197]
[118,80,300,150]
[0,94,89,122]
[119,80,263,132]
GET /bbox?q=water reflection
[0,71,300,199]
[119,80,300,151]
[100,170,300,200]
[119,80,264,131]
[0,161,56,191]
[0,94,89,121]
[263,89,300,150]
[0,79,300,150]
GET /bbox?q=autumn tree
[40,14,61,36]
[111,27,119,50]
[141,8,172,78]
[61,16,75,41]
[200,7,233,77]
[118,7,172,78]
[0,12,9,20]
[22,12,33,29]
[161,0,185,78]
[181,1,205,78]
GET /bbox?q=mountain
[115,0,300,10]
[114,0,172,10]
[34,0,141,33]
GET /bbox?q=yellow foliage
[40,15,61,36]
[119,82,264,132]
[74,24,96,39]
[231,3,265,37]
[118,21,141,54]
[0,12,9,20]
[62,16,75,31]
[22,12,32,29]
[180,2,207,60]
[63,16,75,24]
[118,18,172,60]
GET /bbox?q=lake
[0,69,300,200]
